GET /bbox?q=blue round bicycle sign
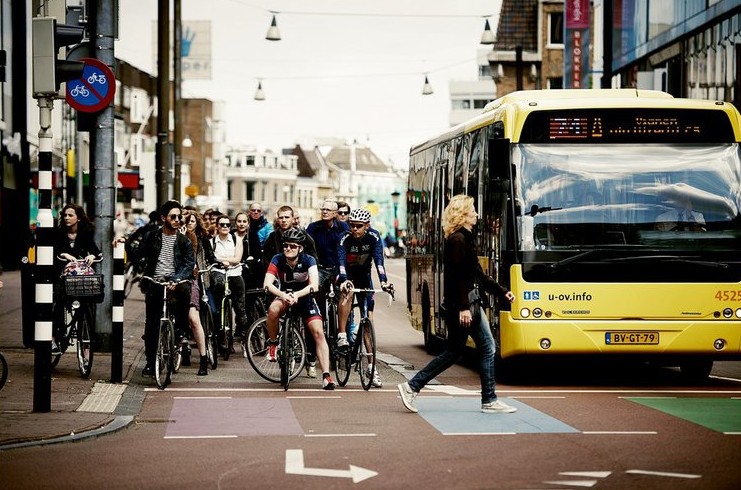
[65,58,116,113]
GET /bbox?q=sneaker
[322,376,336,390]
[306,362,317,378]
[481,400,517,414]
[397,382,418,413]
[142,364,154,377]
[370,369,383,388]
[267,342,277,362]
[336,336,349,351]
[51,341,61,355]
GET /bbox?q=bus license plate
[605,332,659,345]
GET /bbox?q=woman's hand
[459,308,472,327]
[84,254,96,265]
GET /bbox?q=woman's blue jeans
[408,306,498,404]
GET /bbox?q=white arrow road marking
[542,480,598,487]
[285,449,378,483]
[626,469,701,479]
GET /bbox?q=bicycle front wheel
[75,304,95,379]
[280,320,306,390]
[200,305,217,369]
[245,316,280,383]
[0,352,8,391]
[221,298,232,361]
[155,320,173,389]
[334,347,351,387]
[358,318,376,391]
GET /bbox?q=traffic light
[32,17,85,96]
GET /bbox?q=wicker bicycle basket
[63,274,105,303]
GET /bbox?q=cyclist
[211,215,250,347]
[263,228,335,390]
[337,208,389,388]
[126,200,195,377]
[52,204,102,354]
[264,205,319,377]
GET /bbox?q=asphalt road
[2,258,740,489]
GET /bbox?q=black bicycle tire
[358,318,376,391]
[172,325,184,374]
[0,352,7,390]
[335,348,351,387]
[221,298,232,361]
[287,322,306,383]
[200,305,217,369]
[123,265,134,298]
[279,319,291,389]
[154,320,171,389]
[50,303,70,368]
[325,300,339,371]
[245,316,280,383]
[76,304,94,379]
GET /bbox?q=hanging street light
[480,18,496,45]
[421,75,434,95]
[254,80,266,101]
[266,13,281,41]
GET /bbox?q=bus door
[432,161,448,336]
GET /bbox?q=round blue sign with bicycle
[65,58,116,113]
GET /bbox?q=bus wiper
[548,249,598,271]
[527,205,562,216]
[603,255,728,269]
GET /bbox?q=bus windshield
[515,143,741,252]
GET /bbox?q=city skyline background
[115,0,503,168]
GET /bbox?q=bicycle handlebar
[206,263,244,273]
[57,256,103,263]
[341,282,395,306]
[140,276,191,287]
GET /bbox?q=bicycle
[0,351,7,391]
[123,260,143,298]
[208,263,244,361]
[141,276,190,389]
[245,291,307,389]
[197,269,218,369]
[321,279,346,382]
[240,287,267,359]
[336,282,395,390]
[51,258,104,379]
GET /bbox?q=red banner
[566,0,590,29]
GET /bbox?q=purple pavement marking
[165,398,303,438]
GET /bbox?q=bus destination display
[521,109,735,143]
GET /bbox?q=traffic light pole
[33,96,55,413]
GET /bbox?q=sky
[115,0,502,169]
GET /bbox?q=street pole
[173,0,182,201]
[33,96,54,413]
[156,0,170,205]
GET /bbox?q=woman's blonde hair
[442,194,474,238]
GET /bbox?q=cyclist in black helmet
[263,228,335,390]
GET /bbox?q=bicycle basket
[64,274,105,303]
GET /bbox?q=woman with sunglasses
[263,228,335,390]
[211,215,250,348]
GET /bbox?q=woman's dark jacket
[53,226,102,273]
[443,227,508,312]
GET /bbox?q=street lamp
[391,191,400,238]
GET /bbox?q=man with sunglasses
[263,228,335,390]
[336,208,389,388]
[336,202,351,222]
[127,200,195,377]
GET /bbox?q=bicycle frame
[208,263,243,360]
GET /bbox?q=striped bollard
[111,242,125,383]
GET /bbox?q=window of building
[473,99,491,109]
[478,64,492,79]
[245,181,255,201]
[548,12,564,46]
[548,77,563,89]
[452,99,472,110]
[227,180,233,201]
[245,155,255,166]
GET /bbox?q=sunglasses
[167,214,181,221]
[250,209,262,213]
[218,222,231,228]
[320,208,336,212]
[337,211,349,216]
[349,223,365,229]
[283,243,300,250]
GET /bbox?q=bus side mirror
[488,137,511,191]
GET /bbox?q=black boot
[197,355,208,376]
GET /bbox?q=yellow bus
[405,89,741,381]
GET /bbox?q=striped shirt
[154,233,177,279]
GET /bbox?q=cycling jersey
[266,253,322,323]
[337,228,387,287]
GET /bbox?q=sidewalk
[0,269,147,449]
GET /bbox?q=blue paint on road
[416,397,579,434]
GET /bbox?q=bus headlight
[713,339,726,350]
[736,308,741,318]
[539,338,551,350]
[723,308,733,318]
[533,308,542,318]
[520,308,530,318]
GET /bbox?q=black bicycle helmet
[281,227,306,245]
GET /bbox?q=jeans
[407,306,498,404]
[144,282,191,366]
